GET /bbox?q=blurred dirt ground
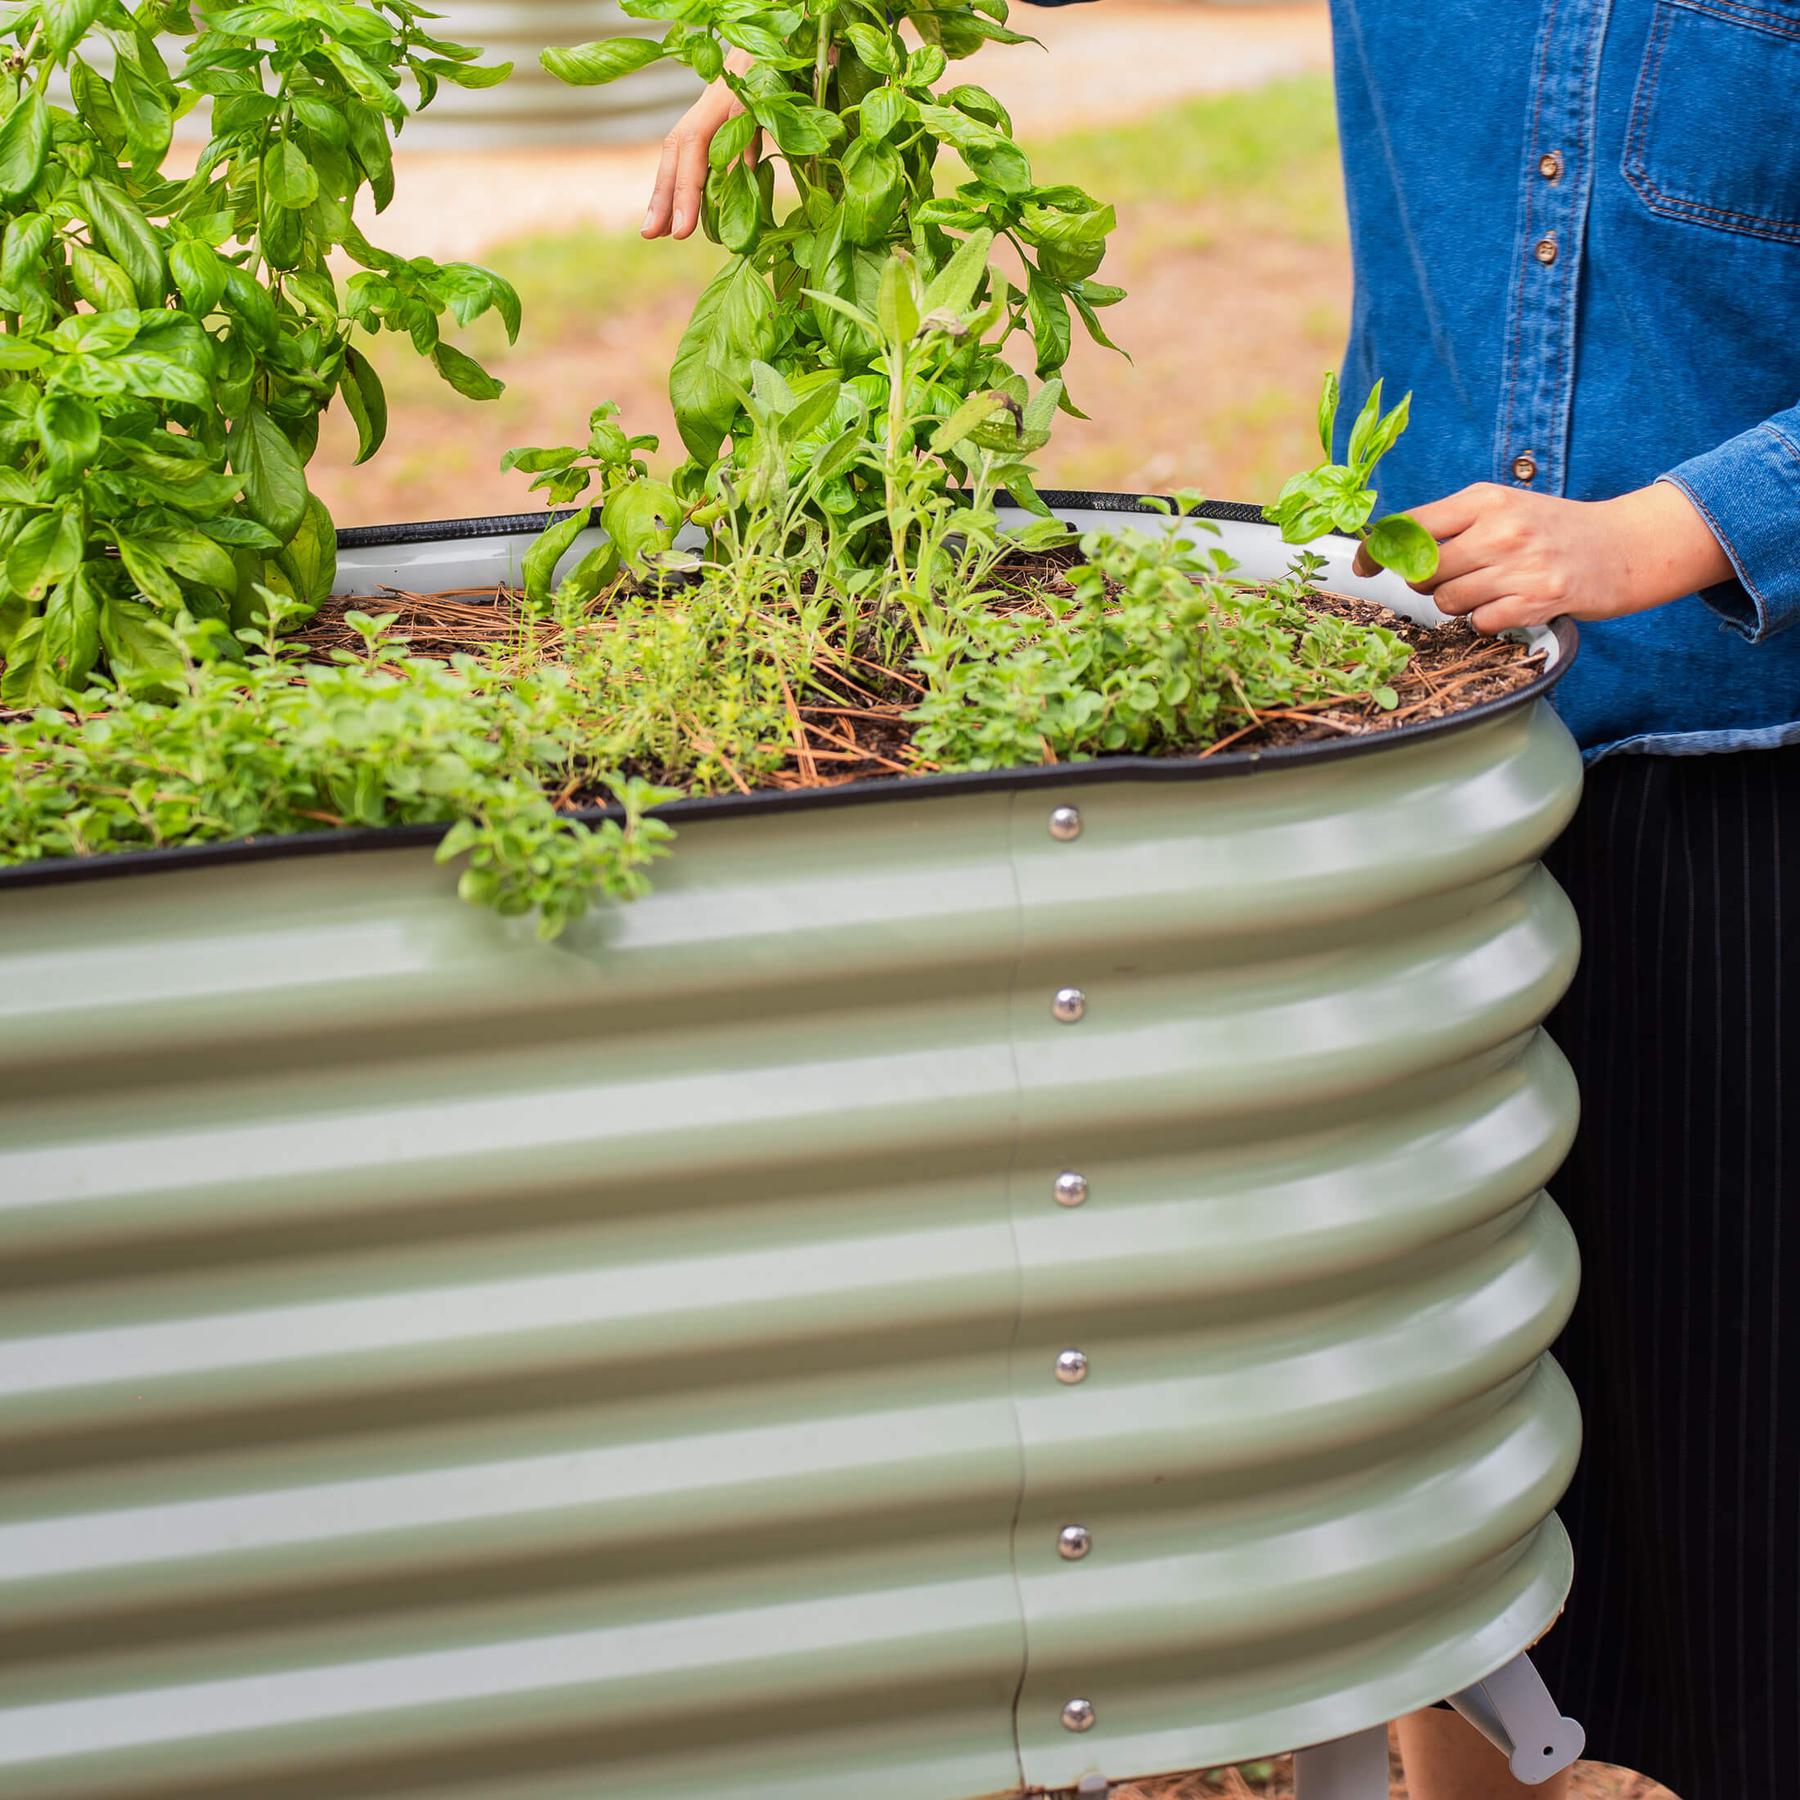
[1124,1722,1678,1799]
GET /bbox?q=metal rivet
[1052,986,1086,1023]
[1533,234,1558,265]
[1061,1698,1097,1733]
[1049,804,1083,842]
[1059,1523,1092,1561]
[1538,149,1563,181]
[1054,1170,1089,1207]
[1512,451,1538,483]
[1055,1347,1089,1384]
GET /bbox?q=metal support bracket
[1446,1649,1586,1784]
[1292,1723,1388,1800]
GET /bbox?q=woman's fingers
[669,124,711,239]
[1428,563,1517,617]
[643,54,753,239]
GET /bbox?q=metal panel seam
[999,786,1035,1797]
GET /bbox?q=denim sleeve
[1660,406,1800,643]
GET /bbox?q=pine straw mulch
[297,560,1547,793]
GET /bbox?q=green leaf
[431,342,505,401]
[709,109,758,170]
[113,51,174,160]
[1026,270,1070,377]
[39,564,101,693]
[338,345,388,464]
[929,388,1009,454]
[99,596,184,696]
[79,180,166,305]
[7,507,86,602]
[876,253,918,346]
[264,137,319,209]
[840,137,904,247]
[1317,370,1340,458]
[117,532,183,610]
[758,97,841,157]
[521,504,591,603]
[540,36,663,85]
[154,527,240,592]
[1345,378,1384,470]
[599,477,681,573]
[34,394,100,478]
[275,494,337,606]
[229,403,308,541]
[68,245,137,314]
[859,84,908,143]
[1069,283,1126,356]
[0,92,50,201]
[418,56,513,88]
[844,22,899,73]
[42,0,105,59]
[323,42,406,118]
[670,256,774,462]
[713,159,761,255]
[1361,513,1440,583]
[923,225,993,314]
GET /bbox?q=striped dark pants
[1527,746,1800,1799]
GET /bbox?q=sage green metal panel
[0,700,1583,1798]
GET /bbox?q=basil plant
[0,0,517,702]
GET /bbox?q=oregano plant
[0,0,518,702]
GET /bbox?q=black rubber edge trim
[1,496,1578,892]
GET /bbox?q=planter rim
[0,492,1577,894]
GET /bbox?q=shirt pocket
[1623,0,1800,245]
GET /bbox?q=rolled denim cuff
[1660,418,1800,643]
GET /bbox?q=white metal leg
[1292,1723,1389,1800]
[1446,1650,1586,1784]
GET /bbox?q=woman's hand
[1354,480,1734,634]
[643,53,754,241]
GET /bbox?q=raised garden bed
[0,499,1585,1800]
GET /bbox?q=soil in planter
[296,554,1546,793]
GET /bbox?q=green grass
[1031,73,1342,233]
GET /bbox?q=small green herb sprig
[1264,373,1439,582]
[0,0,518,703]
[0,597,675,937]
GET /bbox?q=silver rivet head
[1055,1347,1089,1385]
[1053,1170,1089,1207]
[1058,1523,1092,1561]
[1049,805,1082,842]
[1052,986,1086,1023]
[1061,1697,1097,1733]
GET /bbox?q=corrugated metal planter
[0,499,1584,1799]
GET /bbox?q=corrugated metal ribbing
[0,702,1583,1798]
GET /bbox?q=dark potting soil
[295,556,1546,794]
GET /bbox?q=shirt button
[1512,452,1538,483]
[1534,233,1558,265]
[1538,150,1564,181]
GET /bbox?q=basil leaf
[264,137,320,209]
[0,92,50,201]
[7,507,86,602]
[34,394,100,478]
[539,36,663,85]
[430,342,505,401]
[840,137,904,246]
[670,256,774,462]
[69,245,137,314]
[42,0,106,59]
[338,345,388,465]
[229,402,308,541]
[1362,513,1440,583]
[521,504,591,603]
[79,180,166,306]
[39,565,102,694]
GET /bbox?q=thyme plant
[0,0,518,702]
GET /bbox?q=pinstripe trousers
[1527,746,1800,1800]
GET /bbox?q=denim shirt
[1031,0,1800,758]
